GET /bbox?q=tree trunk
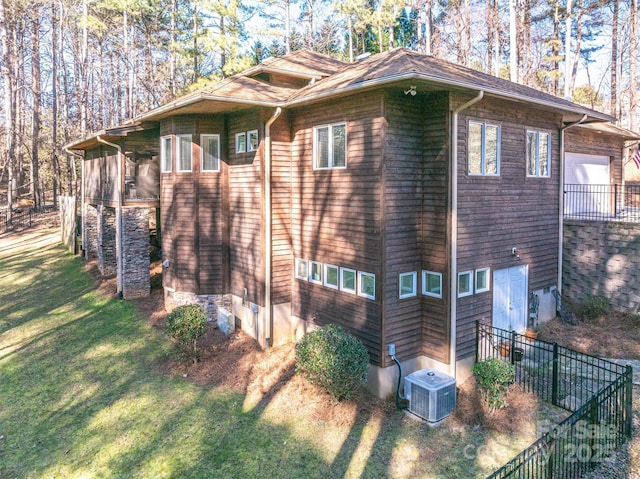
[52,0,59,208]
[630,0,637,131]
[611,0,618,118]
[31,13,42,209]
[509,0,518,82]
[0,0,16,219]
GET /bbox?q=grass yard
[0,221,600,478]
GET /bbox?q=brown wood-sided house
[68,48,625,397]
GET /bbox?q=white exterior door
[492,265,528,332]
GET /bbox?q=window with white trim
[247,130,259,152]
[399,272,417,299]
[201,134,220,172]
[526,130,551,177]
[475,268,490,293]
[176,134,192,172]
[468,121,500,176]
[340,267,356,294]
[310,261,323,284]
[235,132,246,153]
[422,271,442,298]
[358,271,375,300]
[324,264,339,289]
[161,136,172,173]
[458,271,473,297]
[313,122,346,169]
[295,258,308,280]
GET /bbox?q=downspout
[558,114,587,296]
[449,91,484,378]
[64,147,85,255]
[96,135,124,296]
[264,107,282,348]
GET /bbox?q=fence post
[552,342,559,407]
[475,320,480,364]
[625,365,633,438]
[510,330,516,364]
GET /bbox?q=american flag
[633,147,640,169]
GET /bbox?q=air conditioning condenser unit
[404,368,456,423]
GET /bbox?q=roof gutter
[450,90,484,379]
[558,114,588,296]
[96,135,124,296]
[264,107,282,349]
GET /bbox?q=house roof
[573,122,640,141]
[67,47,618,150]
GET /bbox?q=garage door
[565,153,611,216]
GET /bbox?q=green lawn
[0,228,532,478]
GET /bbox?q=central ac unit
[404,368,456,422]
[217,307,235,335]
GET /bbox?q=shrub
[472,358,515,412]
[165,304,207,363]
[295,324,370,401]
[578,295,609,320]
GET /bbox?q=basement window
[422,271,442,299]
[324,264,339,289]
[475,267,490,293]
[458,271,473,298]
[310,261,323,284]
[340,267,356,294]
[295,258,309,281]
[247,130,259,152]
[399,272,417,299]
[358,271,376,300]
[235,132,246,153]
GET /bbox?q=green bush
[472,358,515,411]
[578,295,609,320]
[165,304,207,363]
[295,324,370,401]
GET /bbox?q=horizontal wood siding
[420,92,450,364]
[228,109,264,304]
[271,115,293,305]
[382,91,449,366]
[196,116,226,293]
[290,92,384,365]
[564,128,623,184]
[455,95,563,359]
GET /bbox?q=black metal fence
[477,323,633,478]
[564,183,640,222]
[0,208,33,233]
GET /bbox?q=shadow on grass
[0,230,524,479]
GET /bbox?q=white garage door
[565,153,611,216]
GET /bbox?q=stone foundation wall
[164,290,232,322]
[563,219,640,312]
[97,206,117,277]
[120,207,150,299]
[84,204,98,260]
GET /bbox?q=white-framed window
[458,271,473,297]
[235,132,246,153]
[324,264,339,289]
[475,267,490,293]
[295,258,309,281]
[161,135,172,173]
[340,267,356,294]
[399,272,417,299]
[468,121,500,176]
[526,130,551,177]
[313,122,347,170]
[176,134,192,172]
[247,130,259,152]
[358,271,376,300]
[422,271,442,298]
[200,134,220,172]
[310,261,323,284]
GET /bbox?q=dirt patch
[539,312,640,360]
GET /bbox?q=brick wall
[84,204,98,260]
[120,207,150,299]
[563,219,640,312]
[164,290,232,322]
[97,206,117,277]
